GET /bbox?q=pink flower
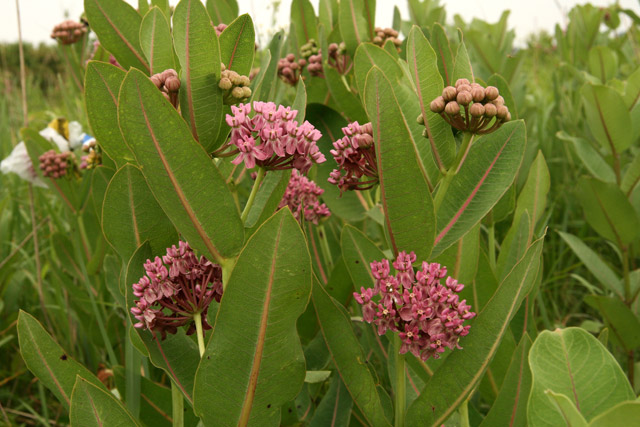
[328,121,378,193]
[278,170,331,224]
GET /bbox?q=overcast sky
[4,0,640,46]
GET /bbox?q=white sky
[3,0,640,46]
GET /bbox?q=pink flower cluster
[354,251,476,361]
[131,241,223,340]
[328,121,378,193]
[278,170,330,224]
[222,102,326,174]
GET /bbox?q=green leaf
[556,131,616,183]
[125,242,201,405]
[433,224,480,287]
[544,391,588,427]
[219,14,255,76]
[354,43,403,99]
[433,121,526,256]
[588,46,618,83]
[480,334,533,427]
[17,311,107,409]
[407,26,455,170]
[318,0,337,32]
[85,61,133,166]
[70,377,140,426]
[309,376,353,427]
[364,67,436,259]
[251,31,283,102]
[576,177,640,245]
[513,150,550,237]
[584,295,640,351]
[339,0,372,55]
[496,211,531,280]
[622,151,640,195]
[245,170,291,230]
[589,401,640,427]
[527,327,635,425]
[323,66,368,123]
[430,23,454,86]
[452,38,473,84]
[140,7,175,75]
[487,73,518,119]
[305,370,332,383]
[102,164,177,261]
[84,0,150,73]
[173,0,224,152]
[292,78,308,121]
[405,236,544,426]
[581,84,632,154]
[558,231,623,298]
[341,224,385,290]
[290,0,318,50]
[206,0,238,25]
[193,209,311,426]
[312,279,391,427]
[118,68,243,262]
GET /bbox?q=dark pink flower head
[328,121,378,193]
[278,170,331,224]
[353,250,475,361]
[220,101,325,174]
[131,241,223,340]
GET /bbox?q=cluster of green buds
[151,69,181,109]
[427,79,511,135]
[300,39,320,59]
[219,63,252,105]
[372,27,402,51]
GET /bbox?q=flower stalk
[194,312,206,358]
[394,334,406,427]
[241,166,265,223]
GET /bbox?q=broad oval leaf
[407,26,455,170]
[581,84,632,153]
[118,68,244,262]
[193,209,311,426]
[588,46,618,83]
[219,14,256,76]
[84,0,150,73]
[433,120,526,256]
[527,327,635,425]
[140,7,175,75]
[354,43,403,98]
[70,377,139,426]
[312,279,391,427]
[589,401,640,427]
[364,67,436,260]
[576,177,640,245]
[17,311,107,409]
[405,235,544,426]
[173,0,224,152]
[102,164,177,261]
[543,391,588,427]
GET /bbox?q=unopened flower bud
[457,84,471,93]
[471,87,485,102]
[242,87,252,98]
[219,77,233,90]
[456,91,472,105]
[445,101,460,115]
[430,96,445,113]
[165,77,180,92]
[442,86,457,102]
[417,114,424,124]
[455,78,470,88]
[491,96,505,107]
[231,87,245,99]
[239,76,250,86]
[469,103,485,117]
[484,103,497,117]
[286,53,295,62]
[485,86,499,101]
[150,75,162,88]
[496,105,509,120]
[298,58,307,67]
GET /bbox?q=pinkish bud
[455,78,470,88]
[444,101,460,115]
[165,77,181,92]
[471,87,485,102]
[496,105,509,120]
[484,103,497,117]
[430,96,446,113]
[456,91,472,106]
[219,77,233,90]
[485,86,499,101]
[469,103,485,117]
[442,86,457,102]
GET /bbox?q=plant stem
[363,189,375,210]
[125,325,141,419]
[488,221,497,271]
[171,381,184,427]
[317,224,334,271]
[433,132,474,211]
[240,167,265,223]
[459,398,470,427]
[194,312,206,357]
[394,335,406,427]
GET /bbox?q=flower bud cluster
[131,241,223,340]
[151,69,181,108]
[221,101,325,173]
[279,170,330,224]
[50,20,87,45]
[328,121,377,193]
[355,251,476,360]
[372,27,402,51]
[277,53,307,86]
[327,42,350,75]
[80,139,101,170]
[213,23,227,37]
[299,39,320,59]
[307,52,323,77]
[39,150,75,179]
[428,79,511,134]
[219,63,252,104]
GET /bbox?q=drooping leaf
[407,26,455,170]
[364,67,436,260]
[584,295,640,351]
[527,327,635,425]
[433,121,526,256]
[581,84,632,154]
[193,209,311,426]
[84,0,150,73]
[312,279,391,427]
[85,61,133,166]
[219,14,255,76]
[70,377,140,426]
[576,177,640,245]
[118,68,244,262]
[140,7,175,75]
[17,311,107,409]
[102,164,177,261]
[405,236,544,426]
[173,0,224,151]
